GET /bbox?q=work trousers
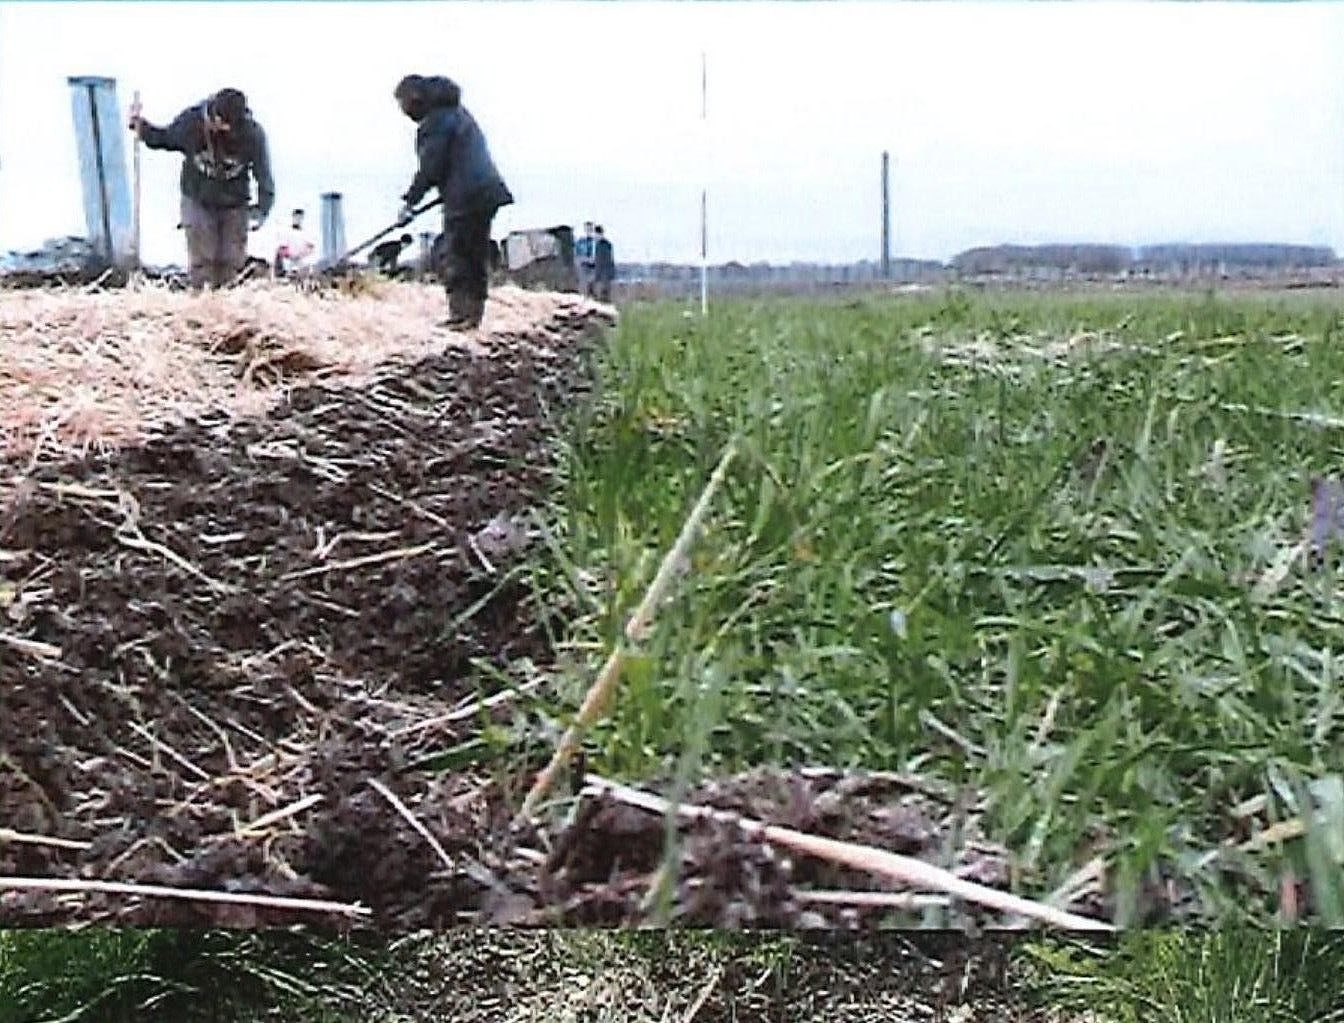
[439,206,497,309]
[578,261,597,297]
[181,197,249,289]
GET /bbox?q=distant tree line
[949,242,1337,275]
[1134,243,1335,270]
[613,243,1336,286]
[619,258,946,285]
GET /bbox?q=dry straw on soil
[0,279,602,464]
[0,278,621,927]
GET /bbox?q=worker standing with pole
[392,74,513,330]
[128,87,274,290]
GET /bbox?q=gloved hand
[396,203,416,228]
[248,206,266,232]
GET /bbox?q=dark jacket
[595,237,615,278]
[140,100,274,217]
[402,77,513,219]
[369,237,409,271]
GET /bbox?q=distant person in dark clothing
[593,225,615,301]
[489,238,502,274]
[393,74,514,330]
[129,87,274,290]
[370,233,413,277]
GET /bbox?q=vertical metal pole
[68,77,134,269]
[85,84,114,266]
[700,51,708,316]
[320,192,345,267]
[881,151,891,280]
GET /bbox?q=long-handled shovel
[325,197,442,270]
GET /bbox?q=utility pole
[881,150,891,280]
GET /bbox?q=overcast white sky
[1,1,1342,266]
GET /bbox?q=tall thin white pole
[700,50,708,316]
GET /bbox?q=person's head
[595,225,605,237]
[398,234,413,247]
[291,208,304,229]
[583,221,595,236]
[393,75,429,121]
[208,88,248,128]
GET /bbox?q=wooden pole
[131,90,142,273]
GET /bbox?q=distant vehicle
[0,236,99,277]
[500,226,579,293]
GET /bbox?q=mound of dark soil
[0,309,607,927]
[0,301,1107,932]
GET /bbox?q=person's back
[140,92,272,218]
[405,76,511,216]
[575,231,595,263]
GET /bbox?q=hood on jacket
[420,76,461,110]
[209,88,250,125]
[191,95,255,154]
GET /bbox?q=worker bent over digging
[393,74,513,330]
[128,88,275,290]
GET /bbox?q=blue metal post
[67,76,134,269]
[320,192,345,267]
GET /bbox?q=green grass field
[6,928,1342,1022]
[528,287,1344,927]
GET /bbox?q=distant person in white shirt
[274,208,316,278]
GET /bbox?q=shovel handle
[329,198,443,268]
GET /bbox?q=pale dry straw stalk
[516,443,738,821]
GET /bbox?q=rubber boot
[444,293,484,331]
[187,262,211,292]
[443,290,468,329]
